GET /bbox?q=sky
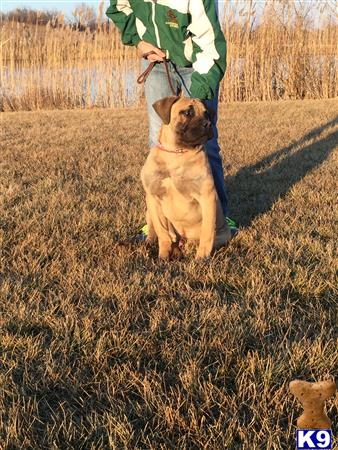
[1,0,109,17]
[1,1,228,19]
[0,1,328,27]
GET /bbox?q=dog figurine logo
[289,379,336,429]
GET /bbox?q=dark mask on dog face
[153,96,214,147]
[175,103,213,146]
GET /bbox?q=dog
[141,95,231,260]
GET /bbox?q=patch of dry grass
[0,99,337,449]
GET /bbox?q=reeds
[0,19,139,110]
[221,0,338,102]
[0,0,337,111]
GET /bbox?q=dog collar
[157,142,188,154]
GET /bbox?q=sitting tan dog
[141,95,231,260]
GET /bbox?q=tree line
[0,3,108,30]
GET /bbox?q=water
[1,56,335,108]
[0,63,141,107]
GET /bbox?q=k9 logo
[297,430,332,449]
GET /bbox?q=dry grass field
[1,99,338,449]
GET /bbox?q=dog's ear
[203,101,216,122]
[152,96,179,125]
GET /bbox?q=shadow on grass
[227,116,338,227]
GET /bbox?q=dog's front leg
[196,190,217,260]
[145,209,156,244]
[146,194,172,260]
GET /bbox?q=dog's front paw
[195,247,211,260]
[158,241,172,260]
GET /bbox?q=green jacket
[106,0,226,100]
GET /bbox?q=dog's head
[153,96,214,147]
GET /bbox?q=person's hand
[137,40,165,62]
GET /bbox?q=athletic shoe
[132,223,148,243]
[225,216,239,237]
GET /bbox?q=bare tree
[2,7,62,26]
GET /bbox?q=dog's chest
[145,164,204,199]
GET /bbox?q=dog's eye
[180,107,195,118]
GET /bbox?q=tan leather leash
[137,51,177,96]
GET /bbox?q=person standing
[106,0,238,238]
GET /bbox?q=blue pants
[142,59,229,216]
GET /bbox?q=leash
[137,51,177,96]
